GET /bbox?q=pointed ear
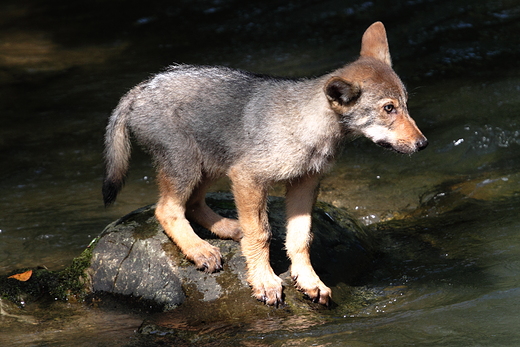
[360,21,392,66]
[324,77,361,113]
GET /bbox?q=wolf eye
[384,104,395,113]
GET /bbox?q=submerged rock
[86,193,376,312]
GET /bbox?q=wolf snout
[376,136,428,154]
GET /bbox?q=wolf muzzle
[376,137,428,154]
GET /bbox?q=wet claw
[292,271,331,306]
[250,273,284,306]
[304,287,331,306]
[253,286,284,306]
[200,261,223,273]
[187,241,223,273]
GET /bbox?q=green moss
[0,236,100,306]
[54,237,98,300]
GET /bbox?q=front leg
[285,174,331,305]
[229,168,283,306]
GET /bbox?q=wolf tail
[102,93,133,206]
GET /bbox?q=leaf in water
[8,270,33,281]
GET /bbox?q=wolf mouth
[376,139,428,154]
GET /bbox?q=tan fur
[228,167,284,305]
[185,178,242,241]
[285,174,331,304]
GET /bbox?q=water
[1,0,520,345]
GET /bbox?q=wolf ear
[360,21,392,66]
[324,77,361,113]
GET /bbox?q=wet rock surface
[87,193,376,313]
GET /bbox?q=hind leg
[155,169,223,272]
[186,177,242,241]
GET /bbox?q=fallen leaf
[8,270,33,281]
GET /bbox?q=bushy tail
[102,95,133,206]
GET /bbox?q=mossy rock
[86,193,375,311]
[0,241,95,306]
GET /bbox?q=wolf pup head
[324,22,428,154]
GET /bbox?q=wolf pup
[103,22,427,306]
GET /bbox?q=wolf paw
[292,272,331,306]
[250,273,284,306]
[213,218,242,241]
[186,241,223,273]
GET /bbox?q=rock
[87,209,186,309]
[86,193,376,312]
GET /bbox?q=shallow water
[1,0,520,346]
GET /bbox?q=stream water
[1,0,520,346]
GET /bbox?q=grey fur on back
[103,64,342,205]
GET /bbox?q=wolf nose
[416,138,428,151]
